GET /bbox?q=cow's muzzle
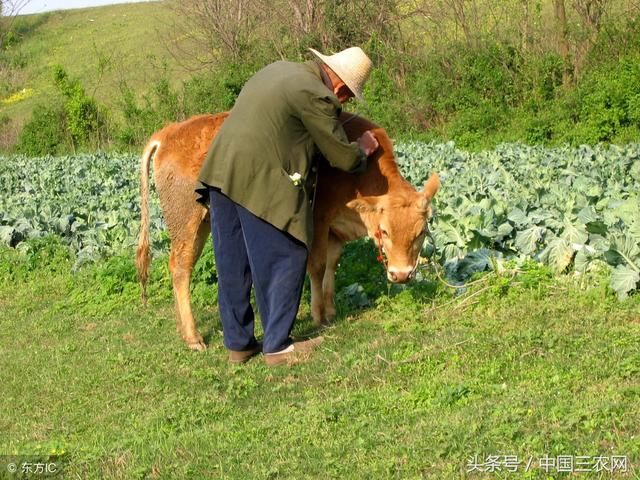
[387,268,413,283]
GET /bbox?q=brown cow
[136,112,439,351]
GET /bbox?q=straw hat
[309,47,373,100]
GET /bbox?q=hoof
[187,338,207,351]
[313,317,333,328]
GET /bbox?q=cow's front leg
[308,260,327,326]
[322,233,344,324]
[307,234,328,326]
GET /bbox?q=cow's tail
[136,138,160,306]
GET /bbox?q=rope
[340,112,359,126]
[374,228,388,271]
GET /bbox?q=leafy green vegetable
[1,140,639,298]
[611,265,640,299]
[396,141,640,298]
[0,153,166,269]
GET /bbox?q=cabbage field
[0,152,165,269]
[1,142,639,298]
[396,142,640,299]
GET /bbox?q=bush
[361,62,410,136]
[521,111,556,144]
[116,83,167,149]
[587,16,640,67]
[115,69,216,149]
[184,61,258,115]
[16,103,67,156]
[448,102,508,149]
[394,35,640,148]
[554,56,640,145]
[53,65,109,150]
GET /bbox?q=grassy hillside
[0,1,196,134]
[1,1,638,153]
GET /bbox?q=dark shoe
[264,336,324,367]
[228,343,262,364]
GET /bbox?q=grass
[0,238,639,479]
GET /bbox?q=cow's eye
[381,229,389,238]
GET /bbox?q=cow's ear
[347,196,379,213]
[422,172,440,201]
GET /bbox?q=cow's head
[347,173,440,283]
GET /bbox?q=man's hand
[357,130,379,156]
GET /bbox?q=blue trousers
[208,189,308,354]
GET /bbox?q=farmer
[196,47,379,366]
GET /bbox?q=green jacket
[196,60,366,248]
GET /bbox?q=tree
[163,0,400,71]
[573,0,607,36]
[553,0,573,87]
[162,0,261,70]
[520,0,533,52]
[0,0,31,50]
[572,0,609,76]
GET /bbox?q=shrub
[53,65,109,150]
[116,84,163,149]
[15,103,67,156]
[554,56,640,145]
[116,73,189,149]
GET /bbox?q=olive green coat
[196,60,366,248]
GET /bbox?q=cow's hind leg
[169,210,210,351]
[322,232,344,324]
[155,159,211,351]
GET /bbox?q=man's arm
[298,94,377,172]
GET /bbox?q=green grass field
[1,238,638,479]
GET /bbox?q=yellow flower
[1,88,34,105]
